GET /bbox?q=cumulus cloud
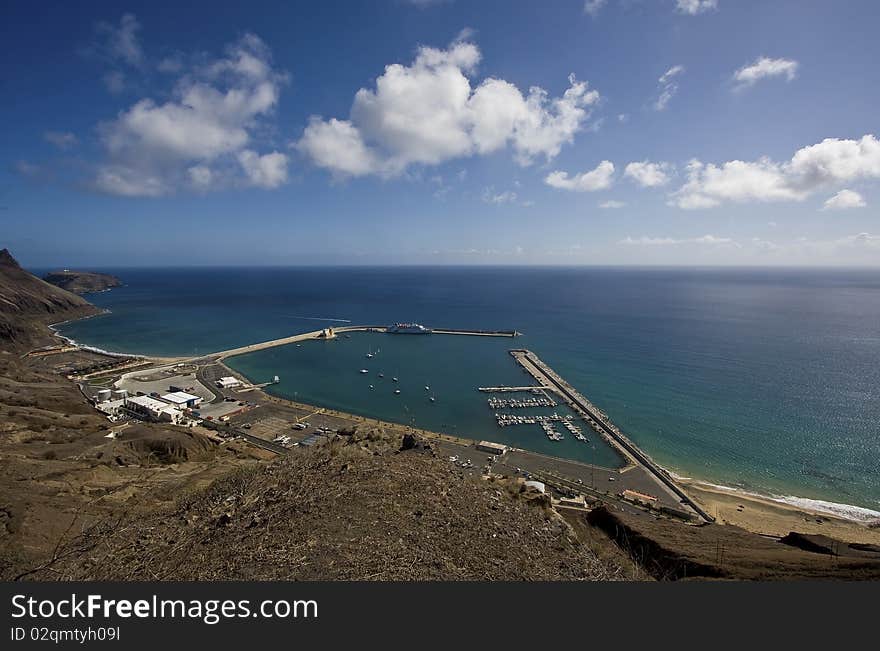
[669,134,880,209]
[93,32,289,196]
[624,160,672,187]
[654,65,684,111]
[237,150,289,189]
[675,0,718,15]
[43,131,78,150]
[733,57,798,89]
[296,37,600,177]
[599,200,625,209]
[545,160,614,192]
[822,189,866,210]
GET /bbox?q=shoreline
[53,314,880,532]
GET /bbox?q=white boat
[394,389,401,394]
[369,385,374,389]
[424,385,430,391]
[359,369,368,374]
[392,377,399,382]
[429,396,436,402]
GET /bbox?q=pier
[187,324,520,362]
[509,349,713,523]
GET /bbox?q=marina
[508,348,713,522]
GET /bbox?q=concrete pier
[509,348,713,523]
[186,324,519,362]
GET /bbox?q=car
[243,424,251,429]
[608,477,616,482]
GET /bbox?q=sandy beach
[682,480,880,545]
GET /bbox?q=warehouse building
[160,391,203,409]
[476,441,508,456]
[216,376,241,389]
[124,395,183,424]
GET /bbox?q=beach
[682,480,880,544]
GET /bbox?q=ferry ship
[387,323,433,334]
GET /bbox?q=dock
[187,324,520,363]
[509,349,713,523]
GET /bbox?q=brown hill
[0,249,99,347]
[43,270,122,295]
[22,432,622,581]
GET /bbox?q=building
[524,480,546,494]
[160,391,203,409]
[216,376,241,389]
[476,441,508,456]
[557,495,587,509]
[95,398,126,417]
[112,389,128,399]
[124,395,183,424]
[621,489,658,507]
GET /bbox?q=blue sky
[2,0,879,267]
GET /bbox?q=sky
[2,0,879,267]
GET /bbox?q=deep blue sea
[47,266,880,517]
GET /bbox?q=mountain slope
[43,270,122,295]
[23,432,622,581]
[0,249,99,346]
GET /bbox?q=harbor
[189,323,520,363]
[508,349,713,522]
[73,316,709,523]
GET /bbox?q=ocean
[49,266,880,518]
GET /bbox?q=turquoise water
[226,331,624,468]
[49,266,880,515]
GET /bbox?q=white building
[216,376,241,389]
[476,441,508,456]
[96,398,126,417]
[524,480,546,494]
[160,391,203,409]
[125,395,183,423]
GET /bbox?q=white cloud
[237,150,289,189]
[654,65,684,111]
[297,38,600,177]
[482,188,518,204]
[822,189,866,210]
[599,200,625,209]
[187,165,213,190]
[583,0,607,16]
[545,160,614,192]
[43,131,78,149]
[296,117,379,177]
[675,0,718,15]
[733,57,798,89]
[624,160,672,187]
[620,234,735,246]
[93,32,289,196]
[97,13,144,67]
[669,134,880,209]
[94,166,167,197]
